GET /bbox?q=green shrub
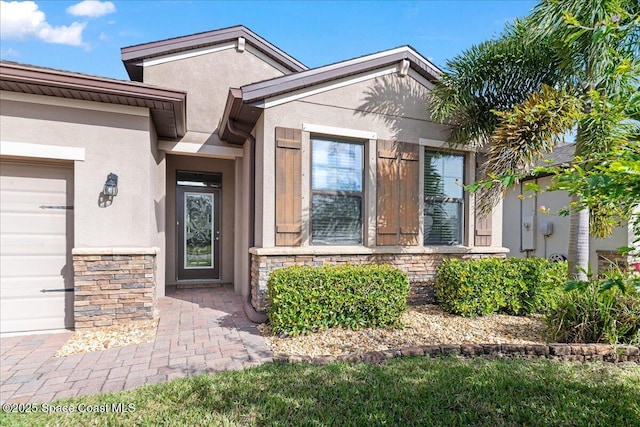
[435,257,567,317]
[544,272,640,345]
[511,257,568,314]
[267,264,409,336]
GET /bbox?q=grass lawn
[2,357,639,426]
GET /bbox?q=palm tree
[527,0,639,280]
[430,0,639,280]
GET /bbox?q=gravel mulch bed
[258,305,547,357]
[54,320,158,357]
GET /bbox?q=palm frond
[476,85,582,213]
[527,0,640,94]
[429,20,565,149]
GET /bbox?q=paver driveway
[0,286,273,404]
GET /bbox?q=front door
[176,171,221,281]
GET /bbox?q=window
[424,150,464,245]
[311,138,364,245]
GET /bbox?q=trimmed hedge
[267,264,409,336]
[435,257,567,317]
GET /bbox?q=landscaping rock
[257,305,639,364]
[54,319,157,357]
[258,305,547,357]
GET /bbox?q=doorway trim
[175,171,222,281]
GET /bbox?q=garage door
[0,160,74,334]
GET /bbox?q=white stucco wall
[503,175,630,272]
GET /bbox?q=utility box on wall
[539,221,554,237]
[522,215,535,250]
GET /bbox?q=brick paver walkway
[0,286,273,404]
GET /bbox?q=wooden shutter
[275,127,302,246]
[376,140,419,246]
[474,153,492,246]
[399,144,419,245]
[377,140,400,245]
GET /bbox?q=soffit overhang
[0,61,187,139]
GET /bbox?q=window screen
[424,150,464,245]
[311,139,364,245]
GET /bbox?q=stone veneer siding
[597,250,640,276]
[73,248,159,329]
[250,250,507,313]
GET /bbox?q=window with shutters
[311,138,364,245]
[424,150,465,245]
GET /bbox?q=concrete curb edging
[272,343,640,365]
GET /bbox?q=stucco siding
[503,185,522,257]
[503,175,630,272]
[300,72,435,120]
[149,121,167,295]
[1,92,158,250]
[233,153,248,296]
[240,141,252,295]
[256,116,272,248]
[143,48,286,141]
[264,73,449,142]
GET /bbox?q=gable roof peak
[121,25,307,82]
[219,45,443,144]
[239,44,442,103]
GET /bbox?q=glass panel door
[177,183,220,281]
[185,192,213,269]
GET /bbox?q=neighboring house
[0,26,507,335]
[502,143,638,274]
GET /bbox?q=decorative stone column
[72,247,159,329]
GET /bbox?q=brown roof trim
[219,46,441,145]
[241,46,441,102]
[0,61,186,139]
[121,25,307,81]
[219,88,266,145]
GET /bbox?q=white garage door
[0,160,74,334]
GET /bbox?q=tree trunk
[567,194,590,280]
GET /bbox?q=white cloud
[38,21,86,45]
[67,0,115,18]
[1,47,21,59]
[0,1,86,46]
[1,1,46,40]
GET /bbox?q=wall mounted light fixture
[103,173,118,197]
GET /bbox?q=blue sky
[1,1,538,80]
